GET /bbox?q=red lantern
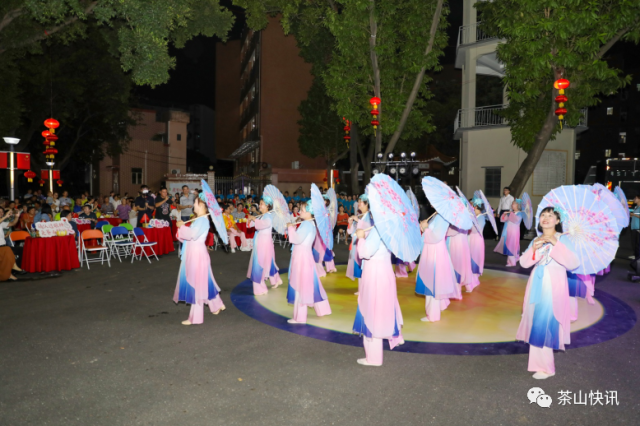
[38,179,45,186]
[41,130,51,138]
[370,109,379,116]
[554,79,570,90]
[371,119,380,126]
[24,170,37,182]
[369,97,381,131]
[369,97,381,107]
[46,134,58,146]
[44,118,59,132]
[555,95,568,103]
[343,125,350,132]
[56,179,63,187]
[344,135,351,141]
[555,108,567,119]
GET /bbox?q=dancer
[286,201,332,324]
[566,272,596,321]
[446,222,477,293]
[346,195,372,290]
[469,199,487,287]
[517,206,579,379]
[246,196,283,295]
[494,199,525,267]
[416,213,460,322]
[312,196,337,276]
[173,195,225,325]
[353,223,404,366]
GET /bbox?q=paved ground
[1,235,639,425]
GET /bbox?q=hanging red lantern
[555,95,568,104]
[554,79,570,91]
[343,119,351,145]
[371,119,380,126]
[44,118,59,133]
[555,108,567,119]
[45,134,58,146]
[24,170,37,182]
[553,78,570,128]
[41,130,51,138]
[370,97,381,131]
[56,179,64,187]
[369,97,381,107]
[38,179,45,187]
[343,135,351,141]
[343,125,350,132]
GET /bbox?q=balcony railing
[454,105,589,135]
[456,22,499,48]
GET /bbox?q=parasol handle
[253,211,273,219]
[182,213,211,224]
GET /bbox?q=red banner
[40,170,61,180]
[0,152,6,169]
[16,153,31,170]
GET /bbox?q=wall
[215,40,242,160]
[260,16,325,171]
[460,126,576,208]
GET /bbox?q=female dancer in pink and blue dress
[346,195,372,285]
[468,198,487,288]
[416,213,460,322]
[314,196,337,276]
[173,195,225,325]
[246,196,282,295]
[446,222,477,293]
[286,201,332,324]
[517,206,579,379]
[494,199,525,267]
[352,220,404,366]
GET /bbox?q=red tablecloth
[136,226,175,256]
[77,223,91,234]
[103,218,122,226]
[21,235,80,273]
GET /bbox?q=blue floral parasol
[326,187,338,229]
[473,189,498,235]
[366,174,422,262]
[263,185,290,235]
[421,176,473,230]
[200,179,228,244]
[614,186,630,224]
[592,183,628,232]
[521,192,533,230]
[536,185,618,275]
[406,188,420,217]
[311,183,333,250]
[455,187,481,234]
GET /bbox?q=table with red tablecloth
[135,226,175,256]
[203,222,255,247]
[76,218,123,234]
[21,235,80,273]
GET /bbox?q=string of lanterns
[43,118,59,163]
[554,78,570,129]
[370,97,380,134]
[343,118,351,146]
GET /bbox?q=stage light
[388,153,394,160]
[377,152,383,159]
[399,167,407,174]
[410,152,416,158]
[400,152,406,159]
[373,168,379,175]
[412,167,420,175]
[390,167,397,175]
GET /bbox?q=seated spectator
[232,203,246,220]
[79,204,98,228]
[60,210,79,241]
[223,204,250,253]
[291,205,300,218]
[34,204,52,223]
[100,196,115,216]
[335,205,349,243]
[56,203,72,221]
[21,206,36,230]
[73,198,83,213]
[250,204,259,215]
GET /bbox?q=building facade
[98,107,189,197]
[215,17,326,195]
[187,104,216,172]
[454,0,586,208]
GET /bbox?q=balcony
[455,22,504,77]
[456,22,499,48]
[239,95,259,130]
[454,105,588,139]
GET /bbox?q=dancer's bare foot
[357,358,382,367]
[181,320,192,325]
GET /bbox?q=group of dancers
[170,179,625,380]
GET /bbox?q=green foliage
[478,0,640,151]
[297,78,346,162]
[0,0,234,86]
[236,0,449,142]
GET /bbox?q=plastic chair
[110,226,135,262]
[214,232,231,253]
[81,230,110,269]
[9,231,30,243]
[95,220,109,230]
[131,228,159,263]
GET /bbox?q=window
[605,149,612,157]
[177,134,182,141]
[619,132,627,143]
[575,150,581,160]
[484,168,501,197]
[607,107,614,115]
[132,167,142,184]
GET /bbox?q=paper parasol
[366,174,422,262]
[456,186,481,234]
[614,186,630,224]
[200,179,228,244]
[521,192,533,230]
[326,187,338,229]
[406,188,420,217]
[592,183,628,232]
[263,184,290,235]
[421,177,473,230]
[536,185,618,275]
[473,189,498,234]
[311,183,333,250]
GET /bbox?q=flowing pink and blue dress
[247,214,282,295]
[494,211,524,266]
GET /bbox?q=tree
[236,0,449,181]
[297,79,350,186]
[478,0,640,196]
[0,0,234,87]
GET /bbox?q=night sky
[135,3,464,110]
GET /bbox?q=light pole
[3,137,20,200]
[46,160,55,193]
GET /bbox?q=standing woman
[446,222,477,293]
[173,194,225,325]
[494,199,525,267]
[353,221,404,366]
[0,208,23,281]
[517,207,579,379]
[468,199,487,288]
[246,196,283,295]
[313,196,337,276]
[346,195,372,284]
[286,201,332,324]
[416,213,460,322]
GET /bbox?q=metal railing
[457,22,499,48]
[454,105,589,134]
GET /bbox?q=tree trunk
[349,125,360,195]
[508,96,558,197]
[381,0,444,165]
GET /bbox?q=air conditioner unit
[171,169,181,174]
